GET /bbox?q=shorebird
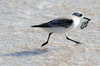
[31,12,91,47]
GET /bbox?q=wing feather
[31,18,73,28]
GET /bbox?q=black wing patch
[31,18,73,28]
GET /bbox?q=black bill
[80,17,91,29]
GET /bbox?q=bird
[31,12,91,47]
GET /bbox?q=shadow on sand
[0,48,48,57]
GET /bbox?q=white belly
[42,25,75,34]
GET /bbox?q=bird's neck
[72,16,81,28]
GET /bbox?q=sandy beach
[0,0,100,66]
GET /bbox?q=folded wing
[31,18,73,28]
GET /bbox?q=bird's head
[71,12,84,21]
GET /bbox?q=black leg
[41,32,53,47]
[65,34,81,44]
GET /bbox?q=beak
[83,17,91,21]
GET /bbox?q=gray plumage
[31,18,73,28]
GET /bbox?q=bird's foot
[75,41,83,44]
[41,42,48,47]
[75,41,81,44]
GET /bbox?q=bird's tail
[31,23,50,27]
[31,25,40,27]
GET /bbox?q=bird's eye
[80,14,82,17]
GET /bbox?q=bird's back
[31,18,73,28]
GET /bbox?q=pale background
[0,0,100,66]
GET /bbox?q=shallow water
[0,0,100,66]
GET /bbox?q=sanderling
[31,12,91,47]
